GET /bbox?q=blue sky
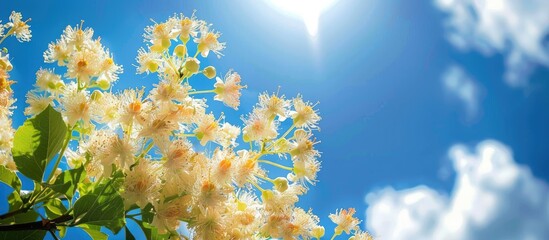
[2,0,549,239]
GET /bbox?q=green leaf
[12,105,67,182]
[0,165,21,192]
[73,193,125,233]
[7,191,23,209]
[44,198,67,219]
[80,224,108,240]
[58,226,67,238]
[0,192,38,225]
[141,203,155,223]
[47,165,85,199]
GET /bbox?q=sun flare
[266,0,337,37]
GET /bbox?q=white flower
[62,24,94,49]
[289,129,320,162]
[290,95,321,129]
[194,113,220,146]
[149,80,189,103]
[175,13,203,42]
[90,92,120,126]
[118,88,149,126]
[210,148,236,185]
[213,70,245,109]
[349,230,374,240]
[122,160,162,208]
[242,108,278,142]
[217,122,240,148]
[24,92,52,116]
[233,150,263,187]
[144,17,178,52]
[8,11,31,42]
[136,48,161,74]
[151,196,191,234]
[44,39,71,66]
[329,208,361,235]
[35,68,64,94]
[288,158,321,186]
[60,84,91,125]
[195,25,225,58]
[160,139,194,171]
[258,92,291,121]
[66,48,100,84]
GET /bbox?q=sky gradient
[2,0,549,239]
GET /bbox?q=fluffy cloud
[365,140,549,240]
[435,0,549,87]
[442,65,481,119]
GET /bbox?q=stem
[0,208,27,220]
[45,126,74,184]
[138,140,154,158]
[126,213,141,218]
[330,233,340,240]
[48,229,60,240]
[0,33,11,45]
[180,133,195,138]
[265,124,295,152]
[188,89,215,95]
[0,28,15,45]
[0,186,51,220]
[250,181,265,192]
[256,174,274,183]
[258,160,293,171]
[280,124,295,140]
[162,53,180,77]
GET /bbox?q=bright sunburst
[266,0,338,37]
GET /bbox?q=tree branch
[0,215,73,232]
[0,208,29,220]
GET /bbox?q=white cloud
[435,0,549,87]
[442,65,480,119]
[365,140,549,240]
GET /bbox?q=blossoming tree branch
[0,11,372,239]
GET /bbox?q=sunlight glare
[267,0,337,37]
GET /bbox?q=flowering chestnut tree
[0,11,373,240]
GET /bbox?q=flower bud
[91,90,103,101]
[203,66,216,79]
[174,44,187,58]
[149,43,164,53]
[311,226,325,239]
[273,177,289,192]
[161,38,171,48]
[47,81,57,90]
[261,189,274,201]
[147,61,159,73]
[184,58,200,74]
[179,34,190,43]
[237,200,247,211]
[55,81,65,90]
[96,78,110,90]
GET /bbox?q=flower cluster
[1,10,374,240]
[0,11,31,169]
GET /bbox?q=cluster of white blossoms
[2,10,374,239]
[0,11,31,170]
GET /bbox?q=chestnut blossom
[0,11,371,240]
